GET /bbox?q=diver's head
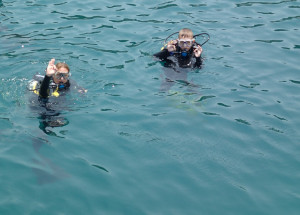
[177,28,195,52]
[52,62,70,85]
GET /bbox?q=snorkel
[163,32,210,56]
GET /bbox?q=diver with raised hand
[27,59,82,184]
[28,58,87,135]
[154,28,208,68]
[28,58,87,103]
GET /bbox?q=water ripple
[51,10,68,15]
[61,15,105,20]
[255,39,284,43]
[109,18,163,24]
[236,0,297,7]
[86,46,128,54]
[241,24,264,28]
[1,0,300,214]
[196,95,216,102]
[290,80,300,84]
[53,2,68,6]
[106,5,122,9]
[271,15,300,23]
[149,3,178,10]
[235,118,251,125]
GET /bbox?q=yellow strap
[161,44,167,51]
[33,80,59,97]
[52,86,60,97]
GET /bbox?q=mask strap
[164,32,179,46]
[194,33,210,46]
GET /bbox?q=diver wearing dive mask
[39,58,71,99]
[154,28,207,68]
[54,71,71,89]
[28,58,87,102]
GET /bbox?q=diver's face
[53,67,69,84]
[178,36,195,51]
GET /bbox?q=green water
[1,0,300,214]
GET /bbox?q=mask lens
[55,72,69,79]
[178,41,184,47]
[178,39,193,48]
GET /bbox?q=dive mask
[177,39,195,48]
[54,71,70,80]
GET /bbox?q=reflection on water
[38,111,69,137]
[32,136,70,185]
[27,85,71,184]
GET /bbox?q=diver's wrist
[44,69,52,77]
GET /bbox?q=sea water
[0,0,300,214]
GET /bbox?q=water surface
[1,0,300,214]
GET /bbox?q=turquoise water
[1,0,300,214]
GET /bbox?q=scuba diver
[27,58,87,184]
[28,58,87,135]
[154,28,209,68]
[39,58,71,100]
[30,58,87,101]
[153,28,210,91]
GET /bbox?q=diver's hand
[194,45,202,58]
[167,40,177,52]
[46,58,57,77]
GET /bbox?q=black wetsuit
[39,75,70,100]
[153,45,203,68]
[29,73,84,104]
